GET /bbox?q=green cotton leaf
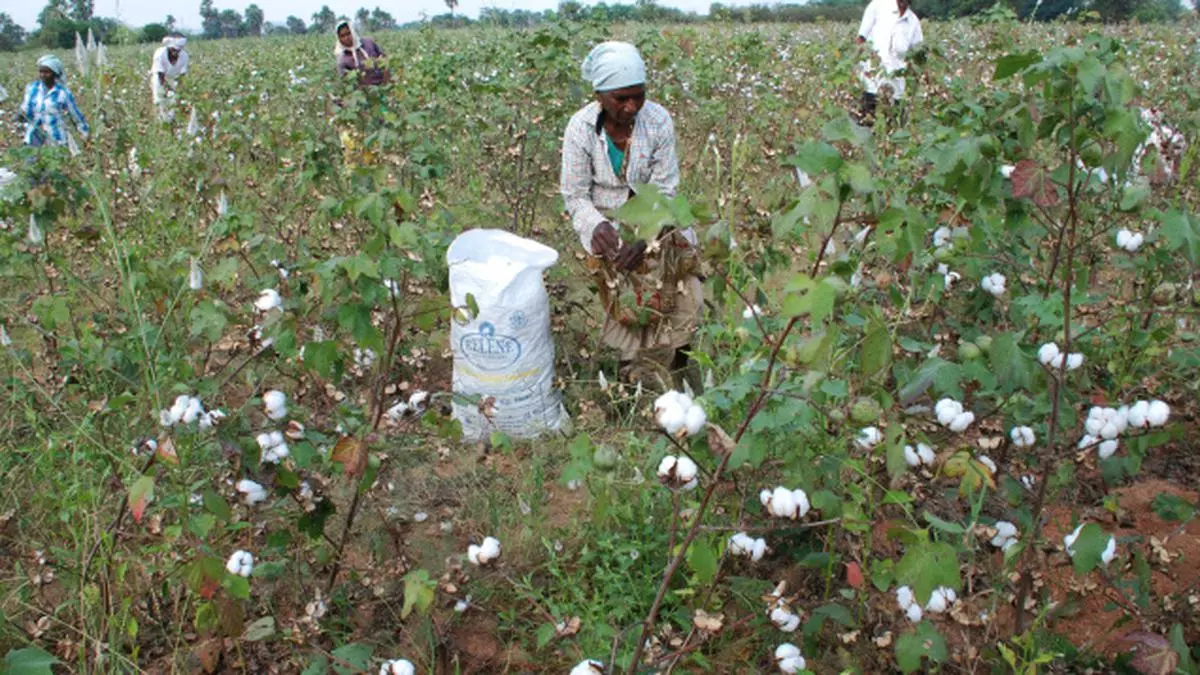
[1076,55,1105,95]
[330,643,373,675]
[340,254,379,283]
[1151,494,1196,523]
[1066,523,1111,575]
[687,538,719,585]
[336,303,381,348]
[785,141,844,176]
[612,184,675,242]
[821,115,871,147]
[298,498,335,539]
[987,332,1032,392]
[301,654,330,675]
[354,193,387,226]
[189,301,228,341]
[389,222,419,248]
[842,162,875,195]
[923,512,967,535]
[1118,184,1150,211]
[885,419,908,480]
[896,621,949,674]
[202,489,233,521]
[994,51,1041,80]
[898,357,963,404]
[302,340,342,381]
[1159,211,1200,266]
[896,540,960,605]
[223,575,251,601]
[861,316,892,380]
[401,569,436,619]
[3,646,59,675]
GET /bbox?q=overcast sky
[8,0,767,31]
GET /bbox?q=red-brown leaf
[1010,160,1059,207]
[330,435,367,479]
[157,436,179,465]
[846,561,865,590]
[128,476,154,525]
[1122,631,1178,675]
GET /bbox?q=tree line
[0,0,1190,53]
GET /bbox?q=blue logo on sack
[460,322,522,371]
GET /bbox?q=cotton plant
[980,273,1007,297]
[657,455,699,491]
[728,532,768,562]
[378,660,415,675]
[654,390,706,438]
[775,643,806,673]
[1037,343,1083,371]
[934,399,975,432]
[225,550,254,577]
[904,443,936,469]
[760,486,811,520]
[1080,400,1170,459]
[466,536,501,566]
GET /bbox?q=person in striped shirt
[20,55,89,148]
[560,41,702,387]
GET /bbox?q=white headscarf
[37,54,65,78]
[581,41,646,93]
[334,21,362,68]
[162,36,187,50]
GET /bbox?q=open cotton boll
[743,304,763,320]
[904,445,921,467]
[1065,353,1084,371]
[263,390,287,420]
[1128,400,1150,428]
[933,226,953,248]
[657,455,699,490]
[169,394,191,423]
[905,603,924,622]
[235,479,268,505]
[225,550,254,577]
[1147,400,1170,427]
[1038,343,1061,366]
[655,399,687,436]
[1010,426,1035,448]
[775,643,806,673]
[948,412,975,433]
[935,399,963,426]
[1098,439,1119,459]
[769,606,801,632]
[1063,523,1084,552]
[379,660,415,675]
[896,585,915,611]
[182,397,204,425]
[917,443,935,465]
[981,273,1007,297]
[189,258,203,291]
[569,660,605,675]
[1000,164,1016,179]
[856,427,883,450]
[925,587,957,613]
[1116,229,1144,253]
[978,455,997,473]
[683,404,707,437]
[199,410,226,430]
[408,390,429,412]
[1101,536,1117,565]
[254,289,282,312]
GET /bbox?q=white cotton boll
[743,304,762,320]
[1038,343,1061,366]
[1078,434,1098,450]
[1147,400,1170,427]
[770,606,801,632]
[454,596,471,613]
[1128,400,1150,428]
[255,289,281,312]
[656,403,686,436]
[235,479,268,505]
[189,258,203,291]
[769,486,797,519]
[1098,439,1119,459]
[750,537,767,562]
[1000,164,1016,179]
[949,412,975,433]
[263,390,287,420]
[933,226,953,248]
[904,445,921,467]
[979,455,997,473]
[408,390,429,412]
[379,660,416,675]
[856,427,883,450]
[925,589,948,613]
[569,660,605,675]
[1085,416,1105,437]
[981,273,1007,297]
[917,443,936,466]
[896,585,915,610]
[935,399,962,426]
[791,489,811,518]
[182,397,204,425]
[1063,523,1084,553]
[674,456,698,483]
[1066,353,1084,371]
[760,489,773,506]
[683,404,707,437]
[729,533,753,556]
[1101,536,1117,565]
[1010,426,1035,448]
[944,270,962,289]
[256,432,275,450]
[0,325,10,347]
[1100,422,1121,440]
[386,402,410,420]
[995,521,1018,540]
[905,603,924,622]
[225,550,253,577]
[778,654,806,673]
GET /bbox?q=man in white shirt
[855,0,923,125]
[150,35,190,122]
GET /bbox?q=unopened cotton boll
[856,426,883,450]
[225,550,254,577]
[1010,426,1035,448]
[1098,439,1119,459]
[775,643,806,673]
[378,660,415,675]
[770,606,801,632]
[981,273,1007,297]
[569,660,605,675]
[1147,400,1170,427]
[255,289,281,312]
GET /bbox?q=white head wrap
[334,21,363,68]
[37,54,65,78]
[581,41,646,93]
[162,36,187,50]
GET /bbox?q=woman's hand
[615,239,647,272]
[591,221,621,259]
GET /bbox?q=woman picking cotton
[560,41,702,388]
[150,35,190,122]
[20,55,89,149]
[335,21,388,86]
